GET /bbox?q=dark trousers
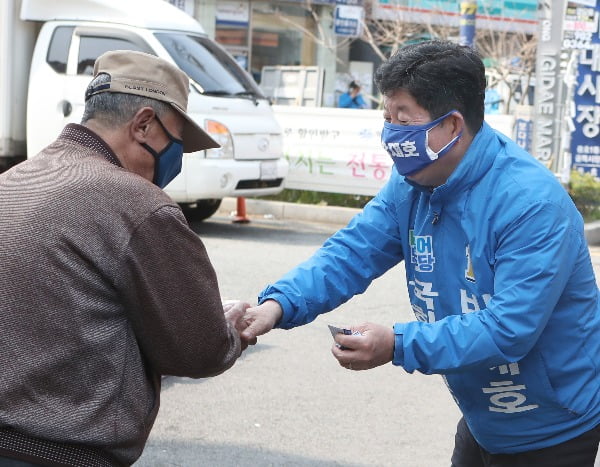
[451,417,600,467]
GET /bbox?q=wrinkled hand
[223,301,256,351]
[331,322,395,371]
[240,299,283,342]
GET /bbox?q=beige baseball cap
[85,50,219,152]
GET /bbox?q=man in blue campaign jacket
[241,41,600,466]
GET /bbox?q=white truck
[0,0,288,220]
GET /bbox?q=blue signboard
[334,5,363,36]
[515,118,533,153]
[569,1,600,179]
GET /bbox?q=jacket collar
[59,124,123,167]
[429,121,500,200]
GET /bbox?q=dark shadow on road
[135,439,368,467]
[188,215,339,247]
[160,344,273,390]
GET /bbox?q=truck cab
[12,0,288,220]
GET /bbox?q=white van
[0,0,288,220]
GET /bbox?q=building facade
[168,0,538,109]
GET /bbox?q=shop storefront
[214,1,325,84]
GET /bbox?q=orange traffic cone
[233,197,250,224]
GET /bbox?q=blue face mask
[381,110,462,176]
[141,117,184,189]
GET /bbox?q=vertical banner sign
[569,0,600,179]
[532,0,567,172]
[459,2,477,48]
[515,118,534,151]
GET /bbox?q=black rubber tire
[181,199,222,222]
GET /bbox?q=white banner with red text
[273,105,515,196]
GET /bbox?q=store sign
[285,0,363,5]
[372,0,537,33]
[569,0,600,179]
[570,0,597,6]
[564,3,598,49]
[216,1,249,27]
[564,2,599,32]
[532,0,567,172]
[334,5,364,37]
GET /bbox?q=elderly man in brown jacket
[0,50,251,466]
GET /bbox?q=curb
[585,221,600,246]
[220,198,600,246]
[219,197,360,226]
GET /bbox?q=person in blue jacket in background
[338,80,368,109]
[241,40,600,466]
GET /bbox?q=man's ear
[449,111,465,137]
[130,107,156,144]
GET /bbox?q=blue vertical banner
[515,117,534,152]
[569,0,600,179]
[514,103,534,153]
[459,2,477,48]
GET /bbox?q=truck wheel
[181,199,222,222]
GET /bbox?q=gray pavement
[220,198,600,246]
[136,212,460,466]
[134,202,600,466]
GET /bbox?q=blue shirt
[338,92,367,109]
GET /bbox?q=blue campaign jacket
[258,122,600,453]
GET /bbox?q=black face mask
[140,117,184,188]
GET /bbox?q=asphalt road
[135,213,600,467]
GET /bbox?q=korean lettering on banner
[283,126,336,176]
[283,126,392,181]
[569,1,600,179]
[287,152,336,176]
[347,153,391,180]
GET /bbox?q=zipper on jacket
[432,212,440,225]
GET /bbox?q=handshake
[222,299,282,351]
[222,299,395,371]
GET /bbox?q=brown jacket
[0,125,241,466]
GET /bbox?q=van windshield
[155,32,265,99]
